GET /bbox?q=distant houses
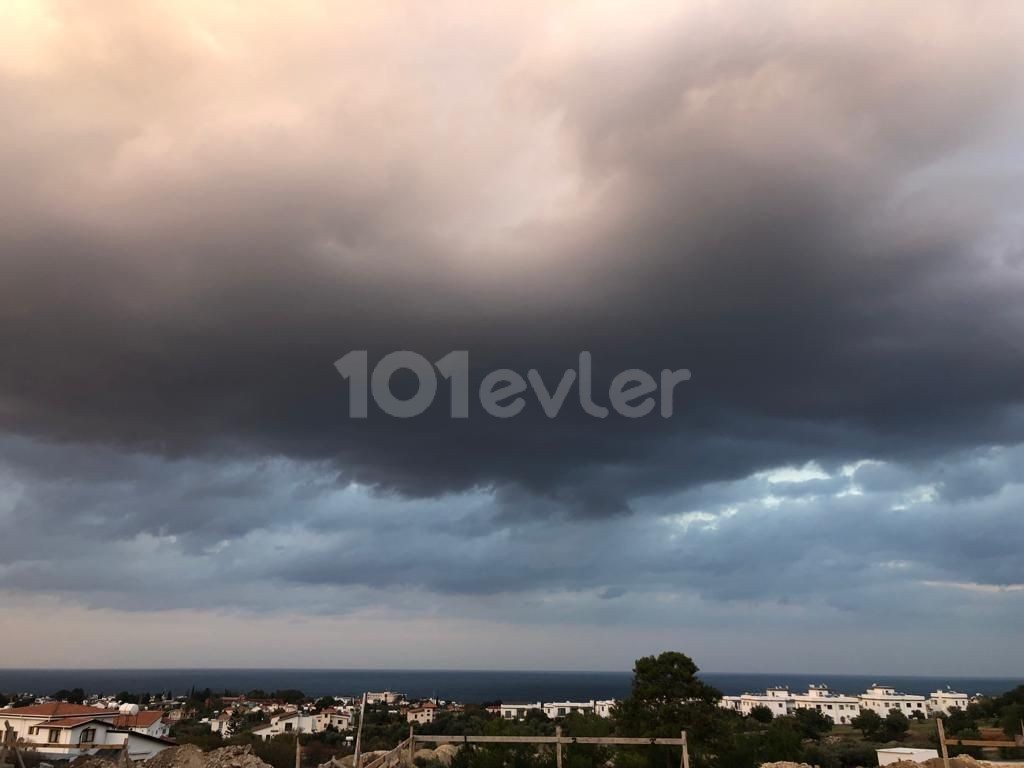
[720,684,971,723]
[497,700,617,720]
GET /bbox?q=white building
[858,686,926,717]
[365,692,405,705]
[928,690,969,716]
[317,708,352,731]
[406,703,437,725]
[113,710,171,739]
[791,686,862,725]
[499,702,543,720]
[0,703,173,761]
[543,702,596,719]
[252,713,319,741]
[207,711,234,736]
[593,700,617,719]
[720,688,793,718]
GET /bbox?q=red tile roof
[112,711,164,728]
[36,716,111,729]
[3,703,113,718]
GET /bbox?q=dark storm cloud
[3,0,1024,651]
[3,2,1024,512]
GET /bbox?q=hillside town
[2,655,1021,768]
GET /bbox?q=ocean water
[0,669,1020,701]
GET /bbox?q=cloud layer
[2,0,1023,670]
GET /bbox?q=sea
[0,670,1020,701]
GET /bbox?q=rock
[126,746,271,768]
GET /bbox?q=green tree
[792,708,832,741]
[748,706,773,724]
[851,710,883,740]
[613,652,727,768]
[882,709,909,741]
[944,708,976,737]
[758,718,803,763]
[999,703,1024,738]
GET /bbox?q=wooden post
[354,693,368,768]
[295,733,302,768]
[555,727,562,768]
[409,726,415,765]
[680,731,689,768]
[936,718,950,768]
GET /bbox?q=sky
[1,0,1024,674]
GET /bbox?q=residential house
[858,686,926,716]
[0,703,173,761]
[406,703,437,725]
[251,714,320,741]
[542,702,594,719]
[113,710,172,740]
[928,690,969,715]
[499,703,543,720]
[791,686,862,725]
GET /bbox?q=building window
[49,729,61,744]
[80,728,96,745]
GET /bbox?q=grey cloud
[3,1,1024,669]
[2,2,1024,510]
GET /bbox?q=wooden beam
[555,727,562,768]
[942,740,1019,748]
[937,717,951,768]
[410,736,687,746]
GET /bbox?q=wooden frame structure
[351,728,690,768]
[936,717,1024,768]
[1,723,27,768]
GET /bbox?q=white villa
[928,689,969,715]
[113,709,172,739]
[249,708,351,741]
[498,700,617,720]
[593,700,617,718]
[719,688,793,718]
[791,686,862,725]
[0,703,174,761]
[366,692,405,705]
[858,685,927,716]
[406,703,437,725]
[252,713,318,741]
[721,684,958,722]
[499,702,543,720]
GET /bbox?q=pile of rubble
[760,756,995,768]
[885,757,992,768]
[72,746,273,768]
